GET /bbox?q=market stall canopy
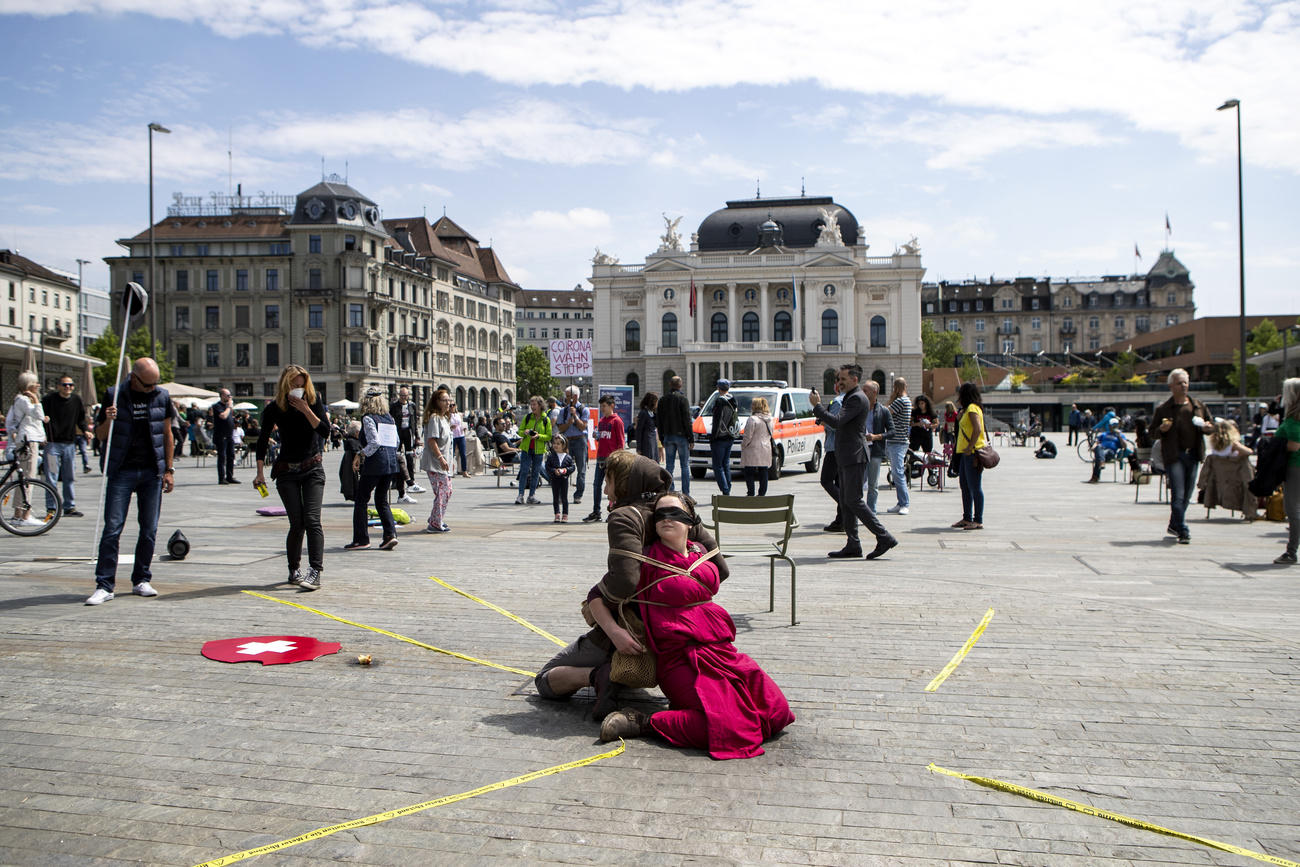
[328,398,360,410]
[232,402,258,411]
[160,382,219,399]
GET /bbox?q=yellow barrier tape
[427,576,566,647]
[194,741,625,866]
[241,591,537,677]
[928,763,1299,867]
[924,607,994,692]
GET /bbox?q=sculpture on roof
[592,247,619,265]
[815,208,843,247]
[659,213,684,252]
[899,236,921,255]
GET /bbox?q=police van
[690,381,824,480]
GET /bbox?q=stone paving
[0,441,1296,865]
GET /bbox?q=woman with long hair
[910,394,937,454]
[953,381,986,530]
[420,390,454,533]
[4,371,47,526]
[740,395,774,496]
[634,392,660,462]
[253,365,330,590]
[347,389,400,551]
[1275,378,1300,565]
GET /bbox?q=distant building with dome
[590,194,924,402]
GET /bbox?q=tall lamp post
[76,258,91,353]
[147,122,171,360]
[1216,98,1246,424]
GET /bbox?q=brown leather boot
[599,708,652,742]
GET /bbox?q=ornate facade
[591,195,924,402]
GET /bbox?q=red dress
[637,541,794,759]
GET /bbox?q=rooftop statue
[659,213,684,252]
[900,236,921,255]
[592,247,619,265]
[815,208,843,247]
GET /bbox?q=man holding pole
[86,357,176,605]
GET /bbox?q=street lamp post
[1217,98,1247,425]
[147,122,171,360]
[76,258,90,353]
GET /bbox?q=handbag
[975,445,1000,469]
[608,607,657,688]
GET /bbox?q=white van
[690,381,824,480]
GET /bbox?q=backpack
[722,400,741,438]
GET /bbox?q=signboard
[549,339,592,377]
[597,384,636,437]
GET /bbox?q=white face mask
[289,388,305,400]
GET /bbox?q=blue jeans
[568,439,588,500]
[590,458,607,514]
[95,466,163,591]
[886,441,910,508]
[43,441,76,512]
[1165,451,1199,535]
[710,439,733,495]
[664,434,691,495]
[76,436,91,469]
[517,450,544,497]
[958,453,984,523]
[863,454,882,512]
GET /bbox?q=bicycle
[0,448,62,536]
[1076,429,1099,462]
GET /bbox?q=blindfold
[653,506,699,527]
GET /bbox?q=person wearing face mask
[253,365,331,590]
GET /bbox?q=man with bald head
[87,358,177,605]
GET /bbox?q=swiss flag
[201,635,342,665]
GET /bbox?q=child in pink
[600,493,794,759]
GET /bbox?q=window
[308,269,322,291]
[710,313,728,342]
[1062,317,1074,330]
[265,304,279,329]
[205,343,219,367]
[175,306,190,330]
[564,328,572,339]
[1088,293,1099,307]
[742,311,759,342]
[175,344,190,367]
[1031,298,1040,310]
[205,306,219,329]
[821,310,838,346]
[1002,339,1015,353]
[713,289,725,303]
[344,234,356,251]
[1089,316,1100,330]
[1031,317,1041,330]
[528,327,536,339]
[269,242,290,255]
[1063,340,1073,353]
[1166,314,1179,326]
[235,269,248,291]
[1136,315,1149,332]
[175,270,188,291]
[744,288,757,303]
[308,342,324,366]
[870,315,887,347]
[661,313,677,348]
[1088,336,1100,350]
[947,319,959,332]
[266,343,279,367]
[349,303,363,328]
[925,302,935,314]
[974,338,985,353]
[266,269,279,292]
[1167,291,1178,305]
[195,245,208,256]
[1062,296,1073,308]
[349,341,363,366]
[773,311,792,341]
[540,328,548,339]
[1114,316,1125,330]
[206,270,219,291]
[309,235,321,254]
[235,343,250,367]
[1031,339,1042,352]
[263,381,276,397]
[1002,319,1013,332]
[625,320,641,351]
[235,305,249,328]
[1001,297,1013,309]
[170,244,183,256]
[974,319,985,332]
[308,304,324,329]
[1113,293,1124,307]
[962,301,970,312]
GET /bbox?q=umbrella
[329,398,360,410]
[80,360,98,406]
[232,402,258,411]
[160,382,219,399]
[21,344,36,374]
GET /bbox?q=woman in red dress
[600,493,794,759]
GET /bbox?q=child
[600,492,794,759]
[545,433,576,523]
[582,394,626,523]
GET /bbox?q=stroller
[886,447,945,490]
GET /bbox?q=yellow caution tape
[427,576,567,647]
[924,607,994,692]
[241,591,537,677]
[928,763,1300,867]
[193,741,626,866]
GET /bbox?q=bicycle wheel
[0,478,61,536]
[1076,435,1094,462]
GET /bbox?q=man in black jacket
[812,364,898,560]
[657,375,693,495]
[709,379,738,495]
[389,387,424,503]
[41,375,89,517]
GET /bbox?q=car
[690,380,824,481]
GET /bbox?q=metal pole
[148,124,156,358]
[1235,104,1247,426]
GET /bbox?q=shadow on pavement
[1219,562,1295,574]
[0,593,91,612]
[1108,539,1179,547]
[157,581,291,603]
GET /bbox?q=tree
[515,344,557,402]
[922,320,964,370]
[1226,317,1285,394]
[86,326,174,396]
[1102,349,1139,383]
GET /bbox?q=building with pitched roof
[104,179,519,413]
[2,249,103,403]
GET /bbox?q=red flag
[1134,243,1142,260]
[689,277,697,317]
[1165,213,1171,232]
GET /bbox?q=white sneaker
[886,504,903,513]
[85,588,114,605]
[21,516,46,527]
[397,494,418,504]
[132,582,158,597]
[408,484,426,493]
[515,495,525,504]
[897,506,910,515]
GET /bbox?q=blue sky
[1,0,1296,318]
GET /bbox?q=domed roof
[696,195,859,251]
[289,178,384,230]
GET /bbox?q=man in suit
[811,364,898,561]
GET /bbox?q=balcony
[399,333,429,347]
[1059,324,1077,334]
[680,340,802,353]
[367,289,393,307]
[995,325,1020,336]
[293,285,333,298]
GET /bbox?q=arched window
[662,369,677,396]
[626,372,639,395]
[872,369,886,392]
[466,329,477,350]
[712,289,726,303]
[663,287,675,301]
[454,324,464,347]
[480,387,489,408]
[744,288,757,303]
[661,312,678,348]
[870,315,887,347]
[491,388,500,408]
[710,312,728,342]
[625,320,641,351]
[489,332,498,352]
[742,311,759,342]
[479,328,488,350]
[455,386,466,409]
[502,335,513,353]
[504,389,513,403]
[773,311,792,342]
[465,388,476,410]
[821,310,839,346]
[823,368,837,395]
[437,320,449,343]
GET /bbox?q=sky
[0,0,1297,318]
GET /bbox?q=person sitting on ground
[1035,439,1058,459]
[598,491,794,758]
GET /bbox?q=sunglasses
[59,382,75,388]
[132,372,160,388]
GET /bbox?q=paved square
[1,445,1296,865]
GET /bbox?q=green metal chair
[704,494,798,625]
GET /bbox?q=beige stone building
[590,195,925,404]
[1,249,98,403]
[105,180,519,414]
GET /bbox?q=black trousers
[836,459,891,548]
[275,465,325,574]
[214,434,235,482]
[820,448,843,525]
